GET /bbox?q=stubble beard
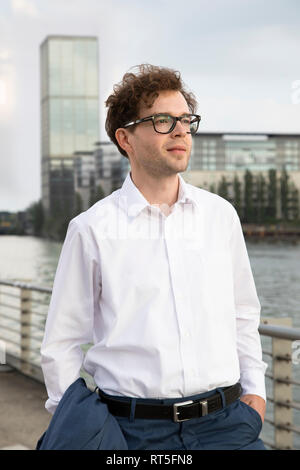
[140,149,190,179]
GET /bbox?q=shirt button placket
[164,216,197,394]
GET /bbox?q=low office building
[184,132,300,199]
[94,141,129,193]
[189,132,300,172]
[74,142,129,211]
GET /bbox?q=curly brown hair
[105,64,197,158]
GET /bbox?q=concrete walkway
[0,367,51,450]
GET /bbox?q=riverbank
[243,224,300,242]
[2,223,300,242]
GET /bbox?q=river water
[0,235,299,327]
[0,235,300,448]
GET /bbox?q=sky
[0,0,300,211]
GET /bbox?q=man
[41,64,267,450]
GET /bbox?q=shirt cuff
[45,397,60,415]
[239,367,268,402]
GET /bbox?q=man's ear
[115,128,133,157]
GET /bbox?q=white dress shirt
[41,171,267,414]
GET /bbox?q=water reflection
[247,241,300,328]
[0,235,61,286]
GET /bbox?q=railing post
[271,317,293,450]
[20,287,32,375]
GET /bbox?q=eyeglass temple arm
[124,116,153,128]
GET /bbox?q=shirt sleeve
[229,207,268,401]
[40,217,101,414]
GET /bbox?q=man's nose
[171,119,187,136]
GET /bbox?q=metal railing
[0,279,52,383]
[1,279,300,450]
[259,318,300,450]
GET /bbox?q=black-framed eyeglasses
[123,113,201,135]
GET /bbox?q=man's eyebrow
[154,111,191,116]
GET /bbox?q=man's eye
[155,115,171,124]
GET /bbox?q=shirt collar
[118,171,198,219]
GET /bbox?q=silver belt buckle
[173,400,193,423]
[173,399,209,422]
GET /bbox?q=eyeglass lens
[153,114,199,134]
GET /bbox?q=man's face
[126,90,193,178]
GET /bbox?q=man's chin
[163,163,189,177]
[171,158,189,173]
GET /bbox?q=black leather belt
[97,382,242,423]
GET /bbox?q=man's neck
[130,170,179,214]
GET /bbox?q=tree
[89,184,105,207]
[74,192,83,216]
[280,166,290,221]
[209,182,216,193]
[41,196,75,241]
[266,169,277,222]
[27,200,44,236]
[243,169,255,223]
[232,174,242,218]
[254,173,267,224]
[289,183,300,223]
[217,175,230,201]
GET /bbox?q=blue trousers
[100,387,266,450]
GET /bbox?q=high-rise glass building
[40,35,99,214]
